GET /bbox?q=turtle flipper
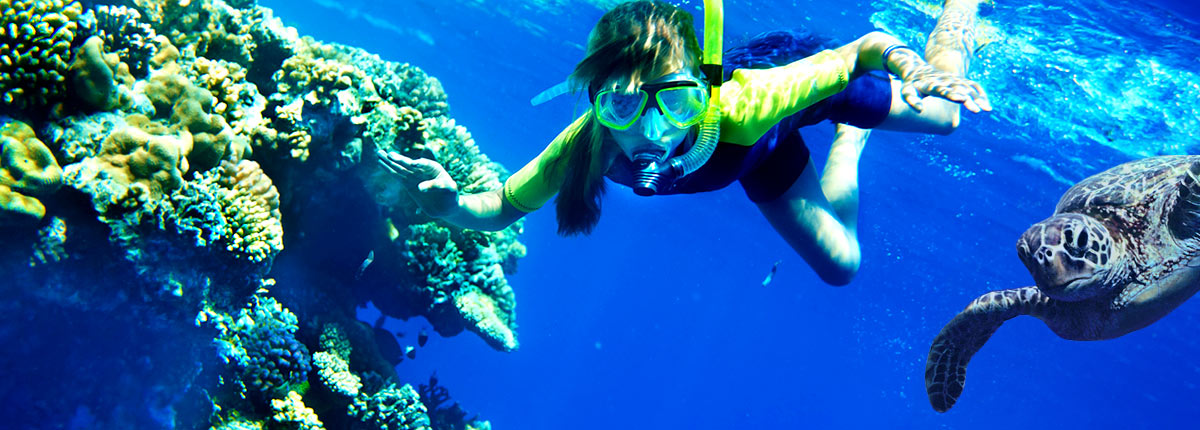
[1168,160,1200,238]
[926,287,1052,412]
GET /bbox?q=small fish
[761,260,781,287]
[355,250,375,280]
[417,329,429,347]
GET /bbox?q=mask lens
[595,90,647,130]
[657,86,708,128]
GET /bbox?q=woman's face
[602,70,701,162]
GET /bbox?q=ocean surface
[9,0,1200,428]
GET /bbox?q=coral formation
[3,0,522,427]
[349,383,432,430]
[1,119,62,224]
[419,374,492,430]
[68,36,132,111]
[314,325,363,398]
[272,391,326,430]
[77,4,159,78]
[401,222,520,352]
[0,0,83,109]
[212,295,312,399]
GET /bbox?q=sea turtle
[924,155,1200,412]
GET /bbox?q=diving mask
[591,80,709,130]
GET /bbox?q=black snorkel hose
[632,0,724,196]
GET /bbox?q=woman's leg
[756,126,871,286]
[925,0,986,76]
[820,124,871,234]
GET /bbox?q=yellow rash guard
[502,49,850,213]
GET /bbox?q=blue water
[248,0,1200,428]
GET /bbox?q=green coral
[69,35,131,111]
[0,0,82,109]
[1,119,63,224]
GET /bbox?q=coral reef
[0,0,83,110]
[2,0,524,428]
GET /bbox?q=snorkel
[631,0,723,196]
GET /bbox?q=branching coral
[0,0,82,109]
[1,119,63,224]
[132,0,258,65]
[418,374,492,430]
[77,5,158,79]
[306,42,449,119]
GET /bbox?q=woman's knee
[811,251,861,286]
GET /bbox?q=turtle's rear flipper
[926,287,1050,412]
[1169,161,1200,238]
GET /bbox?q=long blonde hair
[546,0,703,236]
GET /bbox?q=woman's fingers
[901,84,926,112]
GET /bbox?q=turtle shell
[1055,155,1200,219]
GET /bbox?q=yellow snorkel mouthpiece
[633,0,723,196]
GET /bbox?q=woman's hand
[897,61,991,114]
[376,149,460,218]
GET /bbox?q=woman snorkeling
[378,0,990,285]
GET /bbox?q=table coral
[1,119,62,224]
[0,0,82,109]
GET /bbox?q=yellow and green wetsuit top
[503,49,851,213]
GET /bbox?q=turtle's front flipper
[1168,161,1200,238]
[926,287,1053,412]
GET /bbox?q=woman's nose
[641,107,668,141]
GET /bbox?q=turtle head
[1017,213,1118,301]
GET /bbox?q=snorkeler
[378,0,990,286]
